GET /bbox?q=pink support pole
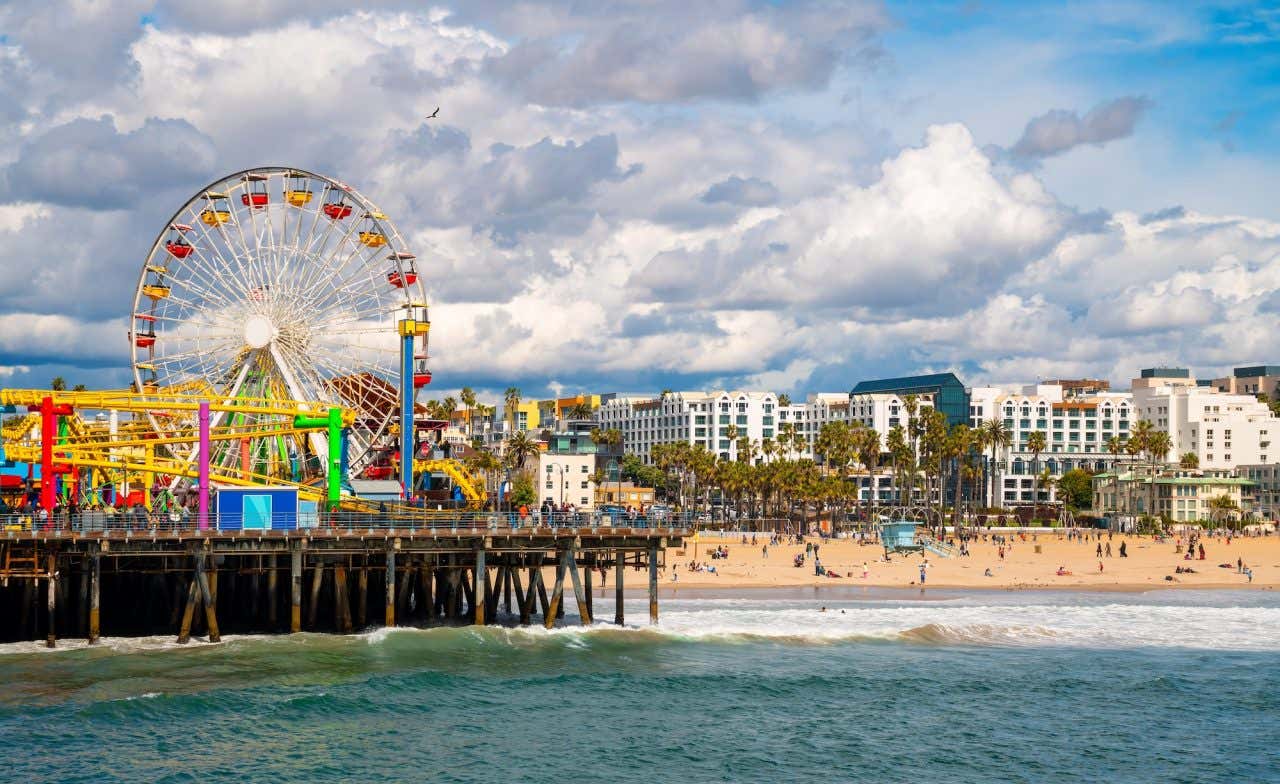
[198,401,210,530]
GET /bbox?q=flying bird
[427,107,440,119]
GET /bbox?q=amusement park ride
[0,167,483,518]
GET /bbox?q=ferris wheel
[129,167,427,478]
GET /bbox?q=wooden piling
[615,549,624,626]
[45,553,56,648]
[89,549,101,644]
[384,547,395,628]
[535,564,551,620]
[396,561,413,618]
[357,566,368,629]
[517,566,534,626]
[334,564,352,634]
[194,551,221,642]
[566,546,591,626]
[77,558,89,639]
[474,547,486,626]
[177,572,198,644]
[419,561,433,624]
[584,556,594,622]
[544,551,567,629]
[648,542,659,625]
[290,545,302,633]
[308,562,324,629]
[267,554,278,629]
[502,564,513,615]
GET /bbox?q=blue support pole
[400,330,415,499]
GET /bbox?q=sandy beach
[652,531,1280,591]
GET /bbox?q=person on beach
[1199,543,1206,560]
[918,564,926,586]
[1105,542,1112,558]
[1119,541,1127,558]
[861,561,869,579]
[762,544,768,559]
[1096,542,1103,558]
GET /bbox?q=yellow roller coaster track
[414,459,488,510]
[0,388,357,424]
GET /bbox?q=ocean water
[2,589,1279,783]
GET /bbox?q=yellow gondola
[141,284,171,299]
[359,211,388,247]
[285,171,313,206]
[201,191,232,225]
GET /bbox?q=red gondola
[323,188,353,219]
[165,223,193,258]
[387,251,418,288]
[132,314,157,348]
[413,355,431,388]
[241,173,269,208]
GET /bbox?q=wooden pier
[0,527,686,645]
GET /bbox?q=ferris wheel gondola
[130,166,427,478]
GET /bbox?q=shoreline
[657,581,1275,597]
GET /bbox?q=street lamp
[545,463,566,510]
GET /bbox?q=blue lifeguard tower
[879,521,923,556]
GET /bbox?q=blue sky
[0,0,1277,404]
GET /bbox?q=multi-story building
[1092,467,1257,522]
[849,373,969,427]
[502,401,541,433]
[1237,464,1280,518]
[1211,366,1280,397]
[968,383,1133,506]
[596,390,780,464]
[536,394,603,431]
[1130,369,1280,469]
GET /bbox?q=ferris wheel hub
[243,314,276,349]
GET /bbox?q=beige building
[1092,467,1257,522]
[1211,366,1280,397]
[596,481,655,507]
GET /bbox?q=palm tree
[1208,494,1239,528]
[1105,435,1125,515]
[1026,430,1047,521]
[980,418,1012,510]
[856,427,882,517]
[1145,430,1172,524]
[50,376,66,392]
[460,386,477,434]
[1179,452,1199,469]
[778,422,798,460]
[504,430,540,474]
[567,400,595,421]
[72,384,87,392]
[440,396,458,422]
[943,423,971,528]
[503,386,523,434]
[777,393,792,407]
[464,448,502,510]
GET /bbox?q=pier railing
[0,509,696,537]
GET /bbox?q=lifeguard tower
[878,521,923,557]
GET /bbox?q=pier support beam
[89,548,100,644]
[45,553,57,648]
[334,564,352,634]
[584,555,594,622]
[419,562,432,624]
[267,554,278,629]
[290,544,302,634]
[474,546,486,626]
[615,549,624,626]
[177,569,198,644]
[385,547,396,628]
[648,541,659,625]
[195,550,221,642]
[544,550,567,629]
[502,564,513,615]
[567,545,591,626]
[357,566,368,629]
[308,562,323,630]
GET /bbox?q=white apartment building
[596,391,780,463]
[1131,369,1280,470]
[537,451,597,509]
[968,383,1133,506]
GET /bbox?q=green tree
[510,474,537,506]
[1026,430,1047,521]
[50,376,66,391]
[1056,468,1093,511]
[567,400,595,421]
[777,393,792,407]
[504,386,522,433]
[943,423,972,527]
[980,418,1012,509]
[1179,452,1199,469]
[1208,493,1239,526]
[72,384,87,392]
[504,430,540,473]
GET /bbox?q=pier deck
[0,524,687,646]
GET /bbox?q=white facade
[1132,379,1280,469]
[596,391,780,463]
[968,384,1133,505]
[537,451,597,509]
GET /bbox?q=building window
[719,415,730,425]
[736,415,748,426]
